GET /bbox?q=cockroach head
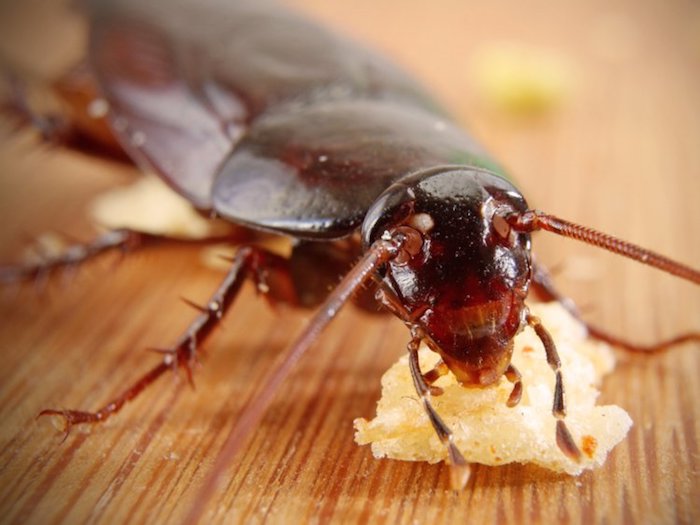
[361,165,530,254]
[362,166,533,385]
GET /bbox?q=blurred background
[0,1,698,523]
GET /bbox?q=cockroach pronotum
[1,0,698,521]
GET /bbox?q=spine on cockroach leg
[182,232,406,525]
[0,229,245,286]
[1,67,72,142]
[38,245,295,435]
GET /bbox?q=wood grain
[0,0,698,523]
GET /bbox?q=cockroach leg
[422,358,449,396]
[0,228,242,285]
[39,361,173,436]
[504,363,522,407]
[38,245,297,436]
[374,279,429,324]
[527,314,582,462]
[1,229,136,283]
[185,235,404,523]
[530,261,700,352]
[407,327,470,489]
[1,69,72,144]
[3,63,129,158]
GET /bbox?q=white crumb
[89,175,228,238]
[354,302,632,475]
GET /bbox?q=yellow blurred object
[472,43,575,116]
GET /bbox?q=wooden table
[0,0,698,523]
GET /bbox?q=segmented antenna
[507,210,700,285]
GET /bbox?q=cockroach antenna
[506,210,700,285]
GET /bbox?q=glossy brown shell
[88,0,506,238]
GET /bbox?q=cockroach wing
[87,0,441,211]
[88,1,245,210]
[211,98,500,239]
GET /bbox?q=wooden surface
[0,0,699,523]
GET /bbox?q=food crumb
[354,302,632,475]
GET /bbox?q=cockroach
[2,0,699,519]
